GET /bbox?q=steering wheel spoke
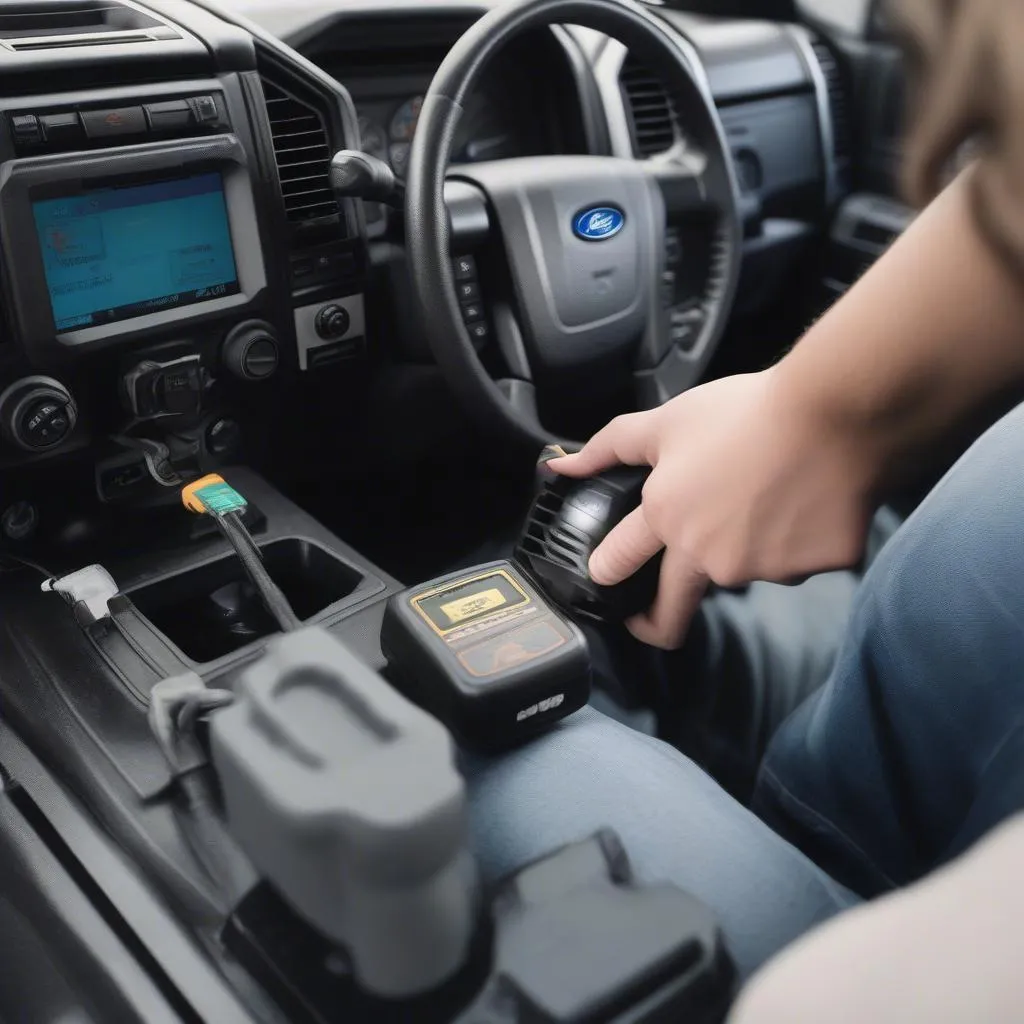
[646,152,713,217]
[445,178,490,251]
[495,378,540,423]
[491,301,533,381]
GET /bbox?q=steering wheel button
[453,256,477,281]
[467,321,489,343]
[457,281,480,302]
[461,302,484,323]
[670,321,699,351]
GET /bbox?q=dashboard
[0,0,845,527]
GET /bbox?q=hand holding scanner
[514,454,662,622]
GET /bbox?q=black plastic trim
[0,726,259,1024]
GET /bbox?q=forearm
[773,169,1024,493]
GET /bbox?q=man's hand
[549,371,876,649]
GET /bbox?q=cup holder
[128,538,365,663]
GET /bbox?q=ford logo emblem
[573,206,625,241]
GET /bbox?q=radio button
[82,106,147,138]
[0,377,77,452]
[41,112,83,146]
[145,99,192,132]
[190,95,219,124]
[315,304,351,340]
[10,114,42,146]
[22,401,70,448]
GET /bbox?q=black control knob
[0,376,78,452]
[2,501,37,541]
[223,321,280,381]
[315,304,351,341]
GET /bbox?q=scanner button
[566,490,613,520]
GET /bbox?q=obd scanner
[382,561,590,752]
[382,451,663,751]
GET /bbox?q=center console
[0,466,397,917]
[0,459,741,1024]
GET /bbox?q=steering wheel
[406,0,742,447]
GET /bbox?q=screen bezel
[0,135,267,354]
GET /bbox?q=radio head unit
[0,134,267,356]
[33,170,240,334]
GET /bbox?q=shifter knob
[330,150,404,208]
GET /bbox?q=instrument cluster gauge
[389,95,423,179]
[357,115,389,232]
[358,116,388,164]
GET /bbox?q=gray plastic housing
[210,627,478,999]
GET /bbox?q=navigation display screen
[33,171,240,333]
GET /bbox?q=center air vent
[0,1,178,50]
[261,78,339,227]
[620,54,679,158]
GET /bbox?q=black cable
[0,553,59,580]
[216,512,302,633]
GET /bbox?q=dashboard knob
[223,321,279,381]
[0,376,77,452]
[315,304,351,340]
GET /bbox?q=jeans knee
[858,402,1024,686]
[761,404,1024,886]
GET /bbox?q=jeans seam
[759,762,899,891]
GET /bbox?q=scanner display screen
[414,571,529,635]
[33,171,240,333]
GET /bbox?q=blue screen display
[33,171,240,333]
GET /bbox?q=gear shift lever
[330,149,405,208]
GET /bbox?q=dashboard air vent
[620,54,678,158]
[810,39,851,180]
[261,77,339,226]
[0,1,178,50]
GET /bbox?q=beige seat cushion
[729,813,1024,1023]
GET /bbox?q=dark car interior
[0,0,923,1020]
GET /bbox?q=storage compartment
[128,538,364,663]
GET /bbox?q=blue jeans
[464,400,1024,981]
